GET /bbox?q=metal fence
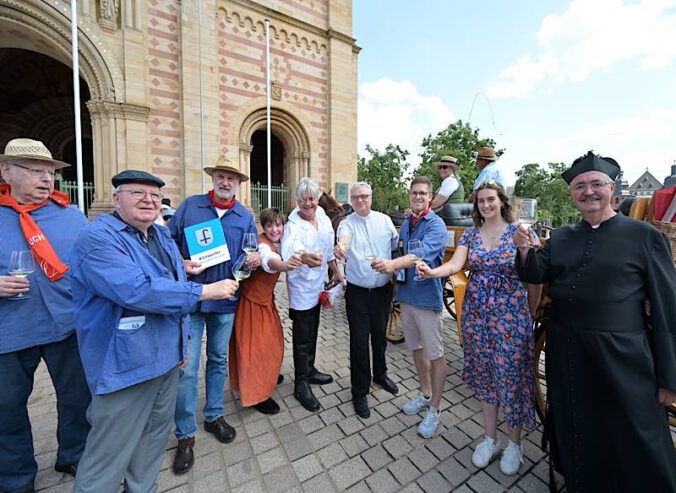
[250,182,289,218]
[56,178,95,215]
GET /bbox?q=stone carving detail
[100,0,120,32]
[271,82,282,101]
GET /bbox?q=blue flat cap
[561,151,620,184]
[112,170,165,188]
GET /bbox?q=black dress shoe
[374,375,399,395]
[54,462,78,477]
[353,396,370,419]
[308,370,333,385]
[294,381,320,412]
[172,437,195,474]
[277,374,284,385]
[254,397,280,415]
[204,417,236,443]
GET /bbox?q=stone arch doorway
[250,130,284,186]
[239,107,311,211]
[0,48,95,210]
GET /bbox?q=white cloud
[500,108,676,185]
[487,0,676,99]
[358,78,454,164]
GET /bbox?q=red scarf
[208,190,236,210]
[411,205,431,227]
[0,184,71,282]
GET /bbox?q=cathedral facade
[0,0,359,214]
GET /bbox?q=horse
[318,190,353,233]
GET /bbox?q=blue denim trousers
[174,312,234,439]
[0,333,91,492]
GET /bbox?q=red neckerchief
[410,205,431,227]
[0,184,71,282]
[208,190,236,210]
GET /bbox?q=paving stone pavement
[29,278,556,493]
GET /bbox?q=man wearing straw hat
[514,151,676,492]
[469,146,505,202]
[0,138,91,492]
[430,155,464,211]
[169,156,260,474]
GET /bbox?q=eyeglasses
[117,189,163,202]
[437,165,451,170]
[570,181,612,192]
[350,194,371,201]
[13,163,56,179]
[410,191,429,197]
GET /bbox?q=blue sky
[353,0,676,186]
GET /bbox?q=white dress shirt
[337,210,399,289]
[281,206,335,310]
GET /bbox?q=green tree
[414,120,501,196]
[514,162,579,227]
[357,144,411,212]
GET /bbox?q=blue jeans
[174,312,234,439]
[0,333,91,492]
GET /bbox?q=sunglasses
[437,165,452,170]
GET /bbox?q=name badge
[118,316,146,331]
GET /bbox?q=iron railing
[56,177,95,215]
[250,182,288,218]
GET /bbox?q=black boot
[294,381,320,412]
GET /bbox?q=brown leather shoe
[172,437,195,475]
[204,417,236,443]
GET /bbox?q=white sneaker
[401,392,431,415]
[417,408,441,438]
[471,436,500,468]
[499,440,523,475]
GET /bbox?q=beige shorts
[400,302,444,360]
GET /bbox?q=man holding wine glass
[168,157,260,474]
[281,178,344,412]
[334,182,400,419]
[0,138,91,493]
[372,177,447,439]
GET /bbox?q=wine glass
[232,253,252,281]
[8,250,35,299]
[242,232,258,254]
[517,198,538,247]
[408,239,425,281]
[308,232,325,271]
[337,231,352,268]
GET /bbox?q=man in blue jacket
[373,176,447,439]
[169,157,260,474]
[70,170,239,493]
[0,138,91,493]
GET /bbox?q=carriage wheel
[533,320,547,424]
[443,278,456,319]
[386,299,405,344]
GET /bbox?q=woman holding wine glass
[417,180,539,476]
[229,209,303,414]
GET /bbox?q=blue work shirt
[396,211,446,311]
[70,214,202,395]
[473,162,506,190]
[169,194,257,314]
[0,202,88,354]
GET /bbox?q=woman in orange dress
[229,208,302,414]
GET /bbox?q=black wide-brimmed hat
[561,151,620,184]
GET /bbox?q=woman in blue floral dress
[417,181,538,476]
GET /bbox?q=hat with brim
[0,138,70,169]
[112,169,165,188]
[162,207,176,218]
[561,151,620,185]
[435,155,459,168]
[476,147,497,162]
[203,156,249,182]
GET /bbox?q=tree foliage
[357,144,411,212]
[413,120,501,196]
[514,162,580,227]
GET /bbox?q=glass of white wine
[8,250,35,299]
[337,231,351,271]
[232,253,252,281]
[308,232,325,271]
[408,239,425,281]
[243,232,258,254]
[517,198,538,247]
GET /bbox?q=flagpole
[198,0,205,194]
[265,18,272,208]
[71,0,85,213]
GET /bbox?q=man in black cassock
[514,151,676,492]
